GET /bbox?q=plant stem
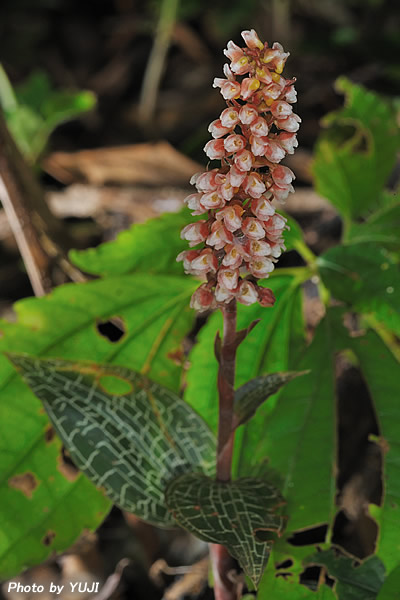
[210,299,238,600]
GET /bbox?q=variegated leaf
[165,473,285,586]
[233,371,309,428]
[7,354,216,527]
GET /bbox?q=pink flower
[271,165,295,186]
[208,119,233,139]
[239,104,259,125]
[234,149,254,171]
[248,257,275,277]
[222,245,243,268]
[251,197,275,219]
[180,221,209,246]
[190,284,216,312]
[229,164,247,187]
[270,100,293,119]
[243,173,266,198]
[237,280,259,306]
[242,217,266,239]
[218,267,239,290]
[220,107,240,128]
[250,116,269,137]
[264,139,286,163]
[241,77,261,100]
[241,29,264,51]
[258,287,276,307]
[278,132,298,154]
[276,113,301,132]
[200,191,225,209]
[216,205,243,232]
[184,193,205,215]
[179,29,299,311]
[207,221,233,250]
[204,139,226,160]
[224,134,247,154]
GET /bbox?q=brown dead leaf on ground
[42,142,203,186]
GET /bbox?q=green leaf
[70,209,196,277]
[309,549,385,600]
[233,371,309,427]
[313,77,400,222]
[258,574,336,599]
[318,243,400,336]
[165,473,285,586]
[7,355,216,528]
[376,565,400,599]
[0,274,196,577]
[351,331,400,572]
[346,196,400,252]
[247,313,338,532]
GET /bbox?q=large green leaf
[7,355,216,528]
[0,274,196,577]
[248,313,338,532]
[258,573,336,599]
[309,550,385,600]
[376,565,400,599]
[318,243,400,336]
[165,473,284,586]
[346,195,400,252]
[351,331,400,572]
[313,77,400,222]
[70,209,198,277]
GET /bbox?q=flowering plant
[178,29,300,312]
[1,24,399,600]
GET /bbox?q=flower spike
[178,30,300,312]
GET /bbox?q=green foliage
[0,272,196,577]
[0,67,95,163]
[376,565,400,599]
[7,355,216,527]
[0,76,399,597]
[313,77,399,224]
[233,371,309,427]
[166,473,284,586]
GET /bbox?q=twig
[0,110,84,295]
[92,558,130,600]
[138,0,180,124]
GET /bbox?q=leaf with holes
[165,472,285,586]
[69,209,199,277]
[313,77,399,222]
[7,354,216,528]
[233,371,309,428]
[0,273,196,578]
[309,549,385,600]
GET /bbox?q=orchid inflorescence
[177,29,300,312]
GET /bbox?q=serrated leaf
[70,209,198,277]
[233,371,309,427]
[165,472,285,586]
[376,565,400,599]
[346,194,400,252]
[313,77,400,221]
[7,355,216,528]
[0,274,196,577]
[351,331,400,571]
[309,549,385,600]
[249,312,339,532]
[318,243,400,336]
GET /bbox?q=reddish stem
[210,299,238,600]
